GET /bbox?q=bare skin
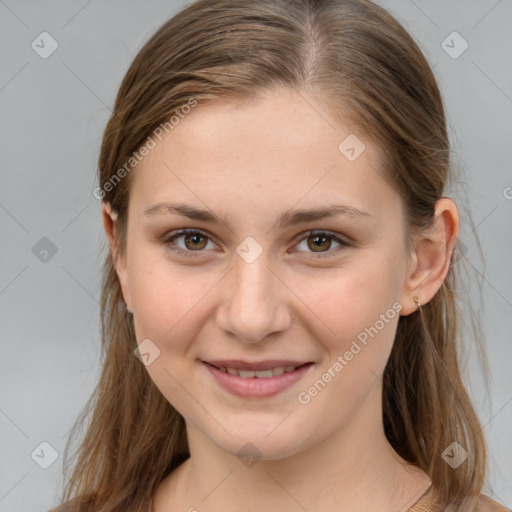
[103,86,458,511]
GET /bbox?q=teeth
[218,365,298,378]
[255,369,273,378]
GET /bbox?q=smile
[202,360,314,398]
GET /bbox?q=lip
[202,360,314,398]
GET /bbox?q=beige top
[53,486,510,512]
[408,485,509,512]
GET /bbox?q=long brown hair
[51,1,490,510]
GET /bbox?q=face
[112,87,415,460]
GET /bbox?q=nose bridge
[233,251,273,307]
[217,239,291,342]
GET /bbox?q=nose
[215,250,293,344]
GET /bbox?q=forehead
[130,88,400,224]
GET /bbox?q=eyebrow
[144,202,372,229]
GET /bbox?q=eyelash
[162,228,351,259]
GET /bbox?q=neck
[155,386,431,512]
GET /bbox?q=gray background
[0,1,511,510]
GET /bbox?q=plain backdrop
[0,1,511,510]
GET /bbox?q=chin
[209,423,311,463]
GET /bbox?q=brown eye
[307,234,333,252]
[294,230,350,258]
[163,229,216,257]
[183,232,208,250]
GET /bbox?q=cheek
[322,261,403,392]
[129,254,210,344]
[128,263,206,414]
[289,258,401,348]
[295,283,400,436]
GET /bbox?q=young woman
[51,1,508,511]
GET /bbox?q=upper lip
[203,360,312,371]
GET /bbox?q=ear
[399,197,459,316]
[101,202,133,313]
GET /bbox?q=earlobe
[399,197,459,316]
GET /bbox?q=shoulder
[411,491,509,512]
[441,494,510,512]
[472,494,510,512]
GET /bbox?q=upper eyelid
[165,228,219,246]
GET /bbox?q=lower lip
[203,362,314,398]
